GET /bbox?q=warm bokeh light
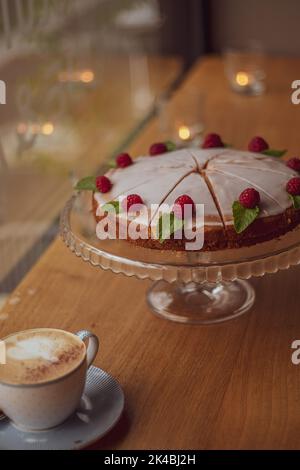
[58,69,94,83]
[178,125,191,140]
[42,122,54,135]
[236,72,250,86]
[80,70,94,83]
[17,122,54,136]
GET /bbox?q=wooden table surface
[2,55,300,449]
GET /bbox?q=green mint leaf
[157,212,184,243]
[101,200,121,214]
[165,140,177,152]
[232,201,260,234]
[75,176,96,191]
[289,194,300,210]
[262,149,286,158]
[224,143,232,148]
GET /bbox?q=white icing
[209,150,297,176]
[210,165,293,211]
[94,149,196,206]
[94,148,295,231]
[116,168,194,227]
[189,148,223,168]
[211,149,267,164]
[205,169,288,225]
[156,172,223,226]
[135,149,196,169]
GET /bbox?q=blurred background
[0,0,300,301]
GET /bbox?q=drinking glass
[158,89,205,147]
[223,43,266,96]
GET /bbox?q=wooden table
[2,55,300,449]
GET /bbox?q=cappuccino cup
[0,328,99,431]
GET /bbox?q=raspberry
[286,157,300,172]
[239,188,260,209]
[173,194,195,219]
[149,142,168,156]
[248,136,269,153]
[202,133,224,149]
[96,175,112,193]
[286,177,300,196]
[122,194,144,212]
[116,152,133,168]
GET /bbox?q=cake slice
[151,172,225,250]
[205,168,300,247]
[208,165,295,215]
[94,149,196,207]
[209,149,296,175]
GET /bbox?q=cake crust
[92,196,300,251]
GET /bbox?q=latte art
[0,329,86,385]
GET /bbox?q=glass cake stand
[60,193,300,324]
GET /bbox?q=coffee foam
[0,329,86,385]
[7,337,60,362]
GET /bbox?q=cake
[76,136,300,251]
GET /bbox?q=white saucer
[0,366,124,450]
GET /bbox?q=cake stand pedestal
[60,194,300,325]
[147,280,254,324]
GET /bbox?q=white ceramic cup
[0,328,99,431]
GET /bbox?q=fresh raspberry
[202,133,224,149]
[286,177,300,196]
[248,136,269,153]
[173,195,195,219]
[239,188,260,209]
[116,152,133,168]
[149,142,168,156]
[286,157,300,172]
[96,175,112,193]
[122,194,144,212]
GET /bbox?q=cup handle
[75,330,99,368]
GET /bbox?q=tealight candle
[176,123,204,147]
[224,47,266,96]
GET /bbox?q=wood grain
[1,55,300,449]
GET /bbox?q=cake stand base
[147,280,255,325]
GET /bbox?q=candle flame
[178,125,191,141]
[236,72,249,87]
[42,122,54,135]
[80,70,94,83]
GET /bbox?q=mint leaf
[262,149,286,158]
[289,194,300,210]
[165,140,177,152]
[232,201,260,234]
[157,212,184,243]
[101,200,121,214]
[75,176,96,191]
[224,143,232,148]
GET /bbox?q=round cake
[77,143,300,251]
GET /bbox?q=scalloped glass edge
[60,194,300,283]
